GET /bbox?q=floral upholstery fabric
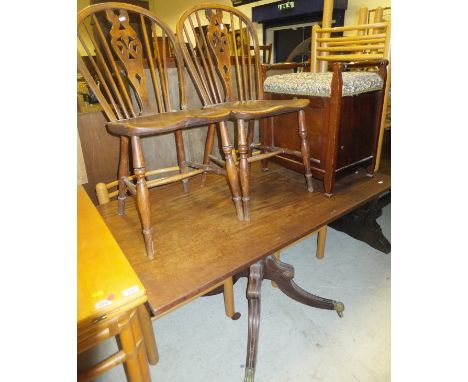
[263,71,383,98]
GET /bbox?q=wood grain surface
[78,187,146,328]
[97,163,390,317]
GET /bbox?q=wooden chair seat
[264,71,384,98]
[205,99,310,120]
[107,108,231,136]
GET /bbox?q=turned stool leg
[238,120,251,221]
[118,136,130,216]
[131,136,155,259]
[174,130,189,193]
[219,122,244,221]
[298,109,314,193]
[201,123,216,187]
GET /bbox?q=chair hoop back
[176,3,263,105]
[77,2,186,122]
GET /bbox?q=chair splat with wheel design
[177,4,314,221]
[78,3,234,258]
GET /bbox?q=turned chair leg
[260,117,272,172]
[201,123,216,187]
[298,109,314,193]
[118,136,130,216]
[118,310,151,382]
[238,120,251,221]
[131,136,155,259]
[174,130,189,193]
[219,122,244,221]
[137,305,159,365]
[247,120,255,157]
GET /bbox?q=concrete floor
[79,204,391,382]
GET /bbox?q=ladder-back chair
[310,22,390,73]
[177,4,313,221]
[77,3,234,259]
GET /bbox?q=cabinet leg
[323,172,335,197]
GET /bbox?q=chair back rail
[176,3,264,105]
[77,2,187,123]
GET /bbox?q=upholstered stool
[264,71,384,98]
[262,61,388,195]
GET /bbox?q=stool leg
[298,109,314,193]
[219,121,244,221]
[316,225,327,259]
[174,130,189,193]
[238,119,251,221]
[137,305,159,365]
[131,136,155,259]
[202,123,216,187]
[118,136,130,215]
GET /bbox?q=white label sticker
[95,299,112,309]
[122,285,139,297]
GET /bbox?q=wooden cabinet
[262,90,383,195]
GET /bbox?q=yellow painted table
[78,186,157,382]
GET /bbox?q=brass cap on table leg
[334,301,345,318]
[244,367,255,382]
